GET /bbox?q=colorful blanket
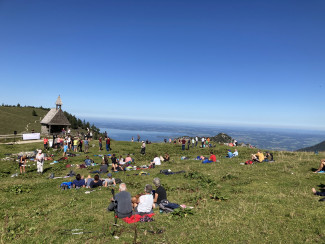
[121,213,155,224]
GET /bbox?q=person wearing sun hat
[36,149,45,174]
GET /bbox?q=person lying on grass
[312,187,325,196]
[89,174,103,188]
[202,152,216,163]
[108,183,133,218]
[314,159,325,173]
[72,174,85,188]
[132,184,154,214]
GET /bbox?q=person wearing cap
[36,150,45,173]
[103,173,116,187]
[226,149,233,158]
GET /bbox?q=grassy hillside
[0,107,49,135]
[0,141,324,243]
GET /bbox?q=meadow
[0,140,324,243]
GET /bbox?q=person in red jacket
[209,152,216,162]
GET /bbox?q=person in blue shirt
[63,143,68,157]
[226,149,233,158]
[84,155,93,166]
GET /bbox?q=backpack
[159,199,180,213]
[115,178,122,184]
[245,160,253,165]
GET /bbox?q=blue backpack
[60,182,72,190]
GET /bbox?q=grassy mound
[0,141,324,243]
[0,107,49,135]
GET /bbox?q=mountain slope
[296,140,325,152]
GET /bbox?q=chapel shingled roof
[40,96,70,126]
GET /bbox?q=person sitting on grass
[226,149,233,158]
[233,149,238,157]
[202,152,216,163]
[153,177,167,207]
[251,150,265,162]
[133,184,154,214]
[125,154,133,164]
[111,154,123,171]
[72,174,85,189]
[314,159,325,173]
[108,183,133,218]
[264,152,274,162]
[163,153,170,162]
[89,174,103,188]
[84,155,94,166]
[149,155,161,168]
[103,173,116,187]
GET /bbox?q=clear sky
[1,0,324,130]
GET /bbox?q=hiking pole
[111,188,117,225]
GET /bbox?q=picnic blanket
[121,213,155,224]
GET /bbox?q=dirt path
[0,139,43,145]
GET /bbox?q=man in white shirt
[150,155,161,168]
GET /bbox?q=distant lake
[92,119,325,151]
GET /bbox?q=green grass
[0,107,49,135]
[0,141,324,243]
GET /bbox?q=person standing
[105,137,110,152]
[191,138,195,147]
[195,136,198,147]
[137,134,140,143]
[181,138,186,150]
[36,150,45,174]
[131,136,134,142]
[43,137,48,150]
[84,137,89,153]
[141,141,146,155]
[201,137,205,147]
[99,137,103,151]
[19,155,27,174]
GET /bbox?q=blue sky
[1,0,324,130]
